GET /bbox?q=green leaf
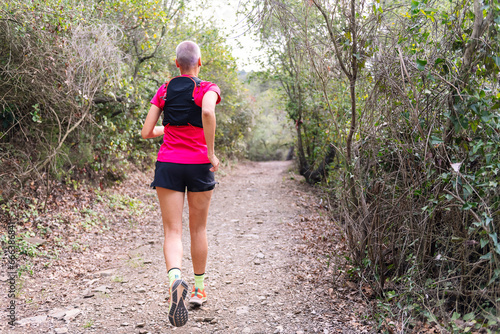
[480,252,492,260]
[489,56,500,70]
[462,202,473,210]
[470,103,479,113]
[481,110,492,122]
[434,58,444,65]
[490,232,499,246]
[463,312,475,321]
[416,59,427,71]
[481,238,489,248]
[462,184,473,198]
[430,135,443,145]
[451,312,461,321]
[488,268,500,285]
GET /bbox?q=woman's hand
[208,154,219,172]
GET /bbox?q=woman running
[141,40,221,327]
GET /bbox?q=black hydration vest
[162,76,203,128]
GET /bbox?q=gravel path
[2,161,373,333]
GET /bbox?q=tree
[253,0,500,329]
[0,0,250,200]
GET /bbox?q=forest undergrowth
[250,0,500,332]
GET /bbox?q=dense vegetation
[252,0,499,331]
[0,0,252,199]
[243,73,294,161]
[2,0,499,331]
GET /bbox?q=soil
[1,161,374,334]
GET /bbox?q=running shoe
[168,279,189,327]
[189,286,207,306]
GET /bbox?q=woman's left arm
[141,105,164,139]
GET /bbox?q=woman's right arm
[141,105,164,139]
[202,91,219,172]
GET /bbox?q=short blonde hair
[176,41,201,69]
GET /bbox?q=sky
[189,0,266,72]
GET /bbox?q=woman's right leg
[156,187,185,271]
[186,190,213,275]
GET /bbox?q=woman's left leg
[156,187,185,273]
[157,187,189,327]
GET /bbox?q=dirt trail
[2,161,372,333]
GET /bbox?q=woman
[141,40,221,327]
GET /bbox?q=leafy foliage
[0,0,250,199]
[244,72,293,161]
[255,0,500,331]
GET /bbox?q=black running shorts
[150,161,216,192]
